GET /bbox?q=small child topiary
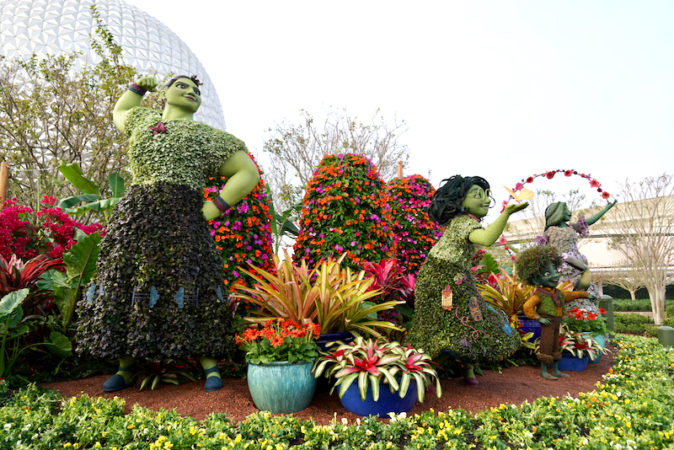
[293,153,396,270]
[386,174,442,277]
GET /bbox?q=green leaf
[0,289,29,318]
[58,194,101,210]
[46,331,73,358]
[58,162,100,195]
[108,172,125,197]
[64,232,102,284]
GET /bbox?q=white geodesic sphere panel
[0,0,226,130]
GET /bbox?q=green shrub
[614,312,652,334]
[293,153,395,270]
[2,335,673,448]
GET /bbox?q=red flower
[526,176,534,183]
[602,192,610,199]
[149,121,167,135]
[590,179,600,188]
[564,170,573,177]
[546,171,556,179]
[599,308,607,315]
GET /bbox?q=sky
[126,0,673,219]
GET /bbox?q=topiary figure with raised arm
[409,175,527,385]
[76,75,259,393]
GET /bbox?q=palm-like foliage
[234,252,403,337]
[476,268,534,317]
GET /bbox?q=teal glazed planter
[339,379,417,418]
[583,332,606,364]
[247,361,317,413]
[557,353,589,372]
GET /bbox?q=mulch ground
[43,349,614,426]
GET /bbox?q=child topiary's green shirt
[124,107,246,190]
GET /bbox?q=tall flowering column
[203,154,274,298]
[386,175,442,277]
[293,153,395,270]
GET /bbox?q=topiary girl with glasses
[409,175,528,385]
[76,75,259,393]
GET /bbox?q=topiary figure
[386,174,442,278]
[293,153,395,270]
[408,174,528,385]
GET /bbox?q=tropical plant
[360,258,415,305]
[0,289,71,378]
[233,252,403,337]
[554,325,607,359]
[477,268,534,318]
[292,153,396,270]
[37,232,102,328]
[312,336,442,403]
[57,162,125,225]
[137,359,202,391]
[235,319,321,364]
[0,254,64,316]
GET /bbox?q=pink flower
[514,182,524,191]
[590,179,600,188]
[498,236,508,245]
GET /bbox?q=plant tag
[441,285,453,310]
[469,296,483,321]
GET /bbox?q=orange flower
[270,335,283,347]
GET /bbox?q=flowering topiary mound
[386,174,442,277]
[203,154,274,297]
[293,153,395,270]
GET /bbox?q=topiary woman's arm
[112,76,158,132]
[202,151,260,221]
[469,202,529,246]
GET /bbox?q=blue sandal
[203,365,224,392]
[102,366,136,392]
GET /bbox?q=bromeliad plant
[234,252,403,337]
[553,325,607,360]
[235,319,321,364]
[313,336,442,403]
[476,268,534,318]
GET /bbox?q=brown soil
[43,351,613,426]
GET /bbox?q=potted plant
[233,252,403,350]
[550,325,606,372]
[312,336,442,417]
[236,318,321,413]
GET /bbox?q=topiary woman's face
[165,78,201,114]
[461,185,491,218]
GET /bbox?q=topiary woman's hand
[504,202,529,215]
[136,76,158,92]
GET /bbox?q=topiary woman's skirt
[76,183,235,361]
[409,254,521,363]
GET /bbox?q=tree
[597,265,644,301]
[0,5,160,211]
[609,174,674,325]
[262,107,409,212]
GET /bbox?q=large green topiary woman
[408,175,527,384]
[76,75,259,393]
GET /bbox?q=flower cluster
[564,307,608,335]
[386,175,442,277]
[0,196,104,260]
[203,154,274,298]
[502,168,613,213]
[293,153,396,270]
[235,318,320,364]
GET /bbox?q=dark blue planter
[315,331,353,353]
[247,361,316,413]
[339,379,417,418]
[517,315,541,342]
[557,353,589,372]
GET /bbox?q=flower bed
[1,334,672,448]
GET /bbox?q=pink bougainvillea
[0,196,104,260]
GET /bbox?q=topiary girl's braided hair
[515,245,563,285]
[164,74,202,89]
[427,175,490,225]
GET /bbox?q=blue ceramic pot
[517,315,541,342]
[557,353,589,372]
[339,379,417,418]
[247,361,317,413]
[315,331,353,353]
